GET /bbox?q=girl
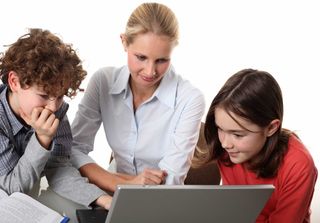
[203,69,317,222]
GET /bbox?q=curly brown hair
[0,28,86,98]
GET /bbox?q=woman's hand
[129,168,167,185]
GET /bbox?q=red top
[218,136,318,223]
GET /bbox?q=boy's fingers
[37,108,53,124]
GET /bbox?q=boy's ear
[120,34,128,52]
[267,119,281,137]
[7,71,21,92]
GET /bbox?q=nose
[220,132,233,150]
[45,98,62,113]
[144,62,156,77]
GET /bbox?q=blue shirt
[0,85,106,206]
[71,65,205,184]
[0,85,71,176]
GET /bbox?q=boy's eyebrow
[36,92,65,99]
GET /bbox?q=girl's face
[214,107,274,164]
[123,32,174,92]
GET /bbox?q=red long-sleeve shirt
[218,136,317,223]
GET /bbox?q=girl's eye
[234,133,244,138]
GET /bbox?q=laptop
[76,184,274,223]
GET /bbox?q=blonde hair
[124,2,179,46]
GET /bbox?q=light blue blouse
[71,65,205,184]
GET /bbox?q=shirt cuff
[70,149,96,169]
[23,134,51,169]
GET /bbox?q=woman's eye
[136,55,146,61]
[156,58,169,64]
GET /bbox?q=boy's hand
[96,194,112,210]
[20,107,60,149]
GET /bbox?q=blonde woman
[71,3,205,193]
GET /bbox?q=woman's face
[214,107,271,164]
[123,32,174,91]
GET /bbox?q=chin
[229,157,247,164]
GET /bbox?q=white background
[1,0,319,221]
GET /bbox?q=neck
[7,91,18,115]
[130,78,158,111]
[7,91,28,126]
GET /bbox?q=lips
[141,75,156,82]
[228,152,239,157]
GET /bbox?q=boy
[0,28,111,209]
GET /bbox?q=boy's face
[7,71,64,119]
[15,85,64,117]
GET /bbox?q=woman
[71,2,205,192]
[202,69,317,222]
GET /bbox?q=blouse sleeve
[159,88,205,184]
[70,70,104,169]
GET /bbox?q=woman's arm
[159,88,205,185]
[79,163,167,192]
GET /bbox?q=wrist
[35,133,53,149]
[96,195,112,210]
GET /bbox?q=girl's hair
[0,28,86,98]
[203,69,291,178]
[123,2,179,46]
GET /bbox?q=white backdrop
[2,0,319,221]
